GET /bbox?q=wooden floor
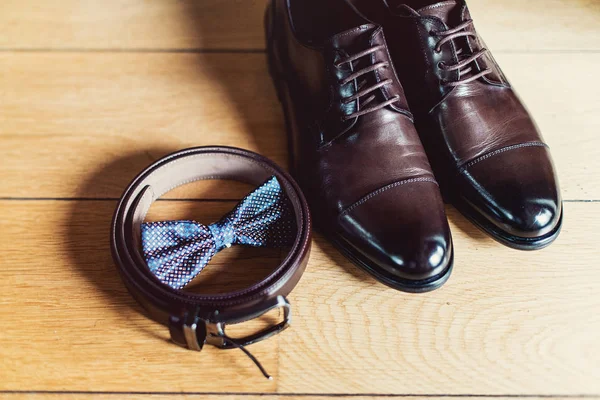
[1,0,599,398]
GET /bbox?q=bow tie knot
[141,176,296,289]
[208,217,237,250]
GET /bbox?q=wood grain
[467,0,600,52]
[1,200,599,394]
[0,53,598,200]
[0,201,280,392]
[0,0,598,51]
[0,0,268,51]
[280,205,600,394]
[2,0,600,397]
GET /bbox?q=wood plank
[468,0,600,52]
[0,53,598,200]
[0,0,598,51]
[0,200,280,392]
[280,202,600,394]
[0,200,598,394]
[0,0,268,51]
[0,52,287,200]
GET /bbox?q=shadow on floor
[66,149,177,340]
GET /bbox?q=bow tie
[141,176,297,289]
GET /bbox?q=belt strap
[110,146,312,377]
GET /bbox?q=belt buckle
[180,295,291,352]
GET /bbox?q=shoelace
[334,45,400,121]
[431,19,492,87]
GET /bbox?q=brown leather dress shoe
[266,0,453,292]
[349,0,563,250]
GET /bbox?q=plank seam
[0,197,241,202]
[0,48,599,54]
[0,391,598,398]
[0,198,598,203]
[0,48,267,53]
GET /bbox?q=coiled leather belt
[110,147,311,376]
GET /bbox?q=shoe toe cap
[506,198,561,237]
[338,179,453,283]
[378,237,451,281]
[460,144,562,238]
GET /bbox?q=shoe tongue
[416,0,461,25]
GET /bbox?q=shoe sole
[328,230,454,293]
[265,3,453,292]
[449,193,563,251]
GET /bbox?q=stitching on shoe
[460,142,548,171]
[340,176,438,217]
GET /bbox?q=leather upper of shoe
[269,0,452,280]
[349,0,562,239]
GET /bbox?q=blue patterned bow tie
[141,176,296,289]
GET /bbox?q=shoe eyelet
[438,61,446,70]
